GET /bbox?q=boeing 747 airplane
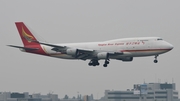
[8,22,173,67]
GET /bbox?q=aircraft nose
[166,43,174,50]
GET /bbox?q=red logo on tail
[22,27,34,43]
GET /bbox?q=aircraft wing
[37,42,94,59]
[38,42,123,60]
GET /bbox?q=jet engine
[66,48,78,57]
[97,52,109,59]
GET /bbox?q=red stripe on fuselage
[121,48,172,52]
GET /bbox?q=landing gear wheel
[88,59,99,67]
[88,63,92,66]
[103,64,107,67]
[154,60,158,63]
[154,55,159,63]
[93,63,96,66]
[105,61,109,64]
[96,62,100,66]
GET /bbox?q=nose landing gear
[154,55,158,63]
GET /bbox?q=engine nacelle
[121,57,133,61]
[97,52,108,59]
[66,48,78,56]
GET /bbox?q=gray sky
[1,0,180,99]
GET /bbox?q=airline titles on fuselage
[98,41,144,46]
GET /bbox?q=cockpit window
[157,38,163,40]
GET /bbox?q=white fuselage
[41,37,173,60]
[11,22,174,67]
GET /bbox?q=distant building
[102,82,179,101]
[0,92,11,101]
[82,95,93,101]
[60,94,94,101]
[0,92,59,101]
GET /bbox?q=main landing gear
[88,59,110,67]
[88,59,100,66]
[103,53,110,67]
[154,55,158,63]
[89,53,110,67]
[103,59,110,67]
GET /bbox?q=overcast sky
[1,0,180,99]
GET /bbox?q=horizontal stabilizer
[7,45,39,51]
